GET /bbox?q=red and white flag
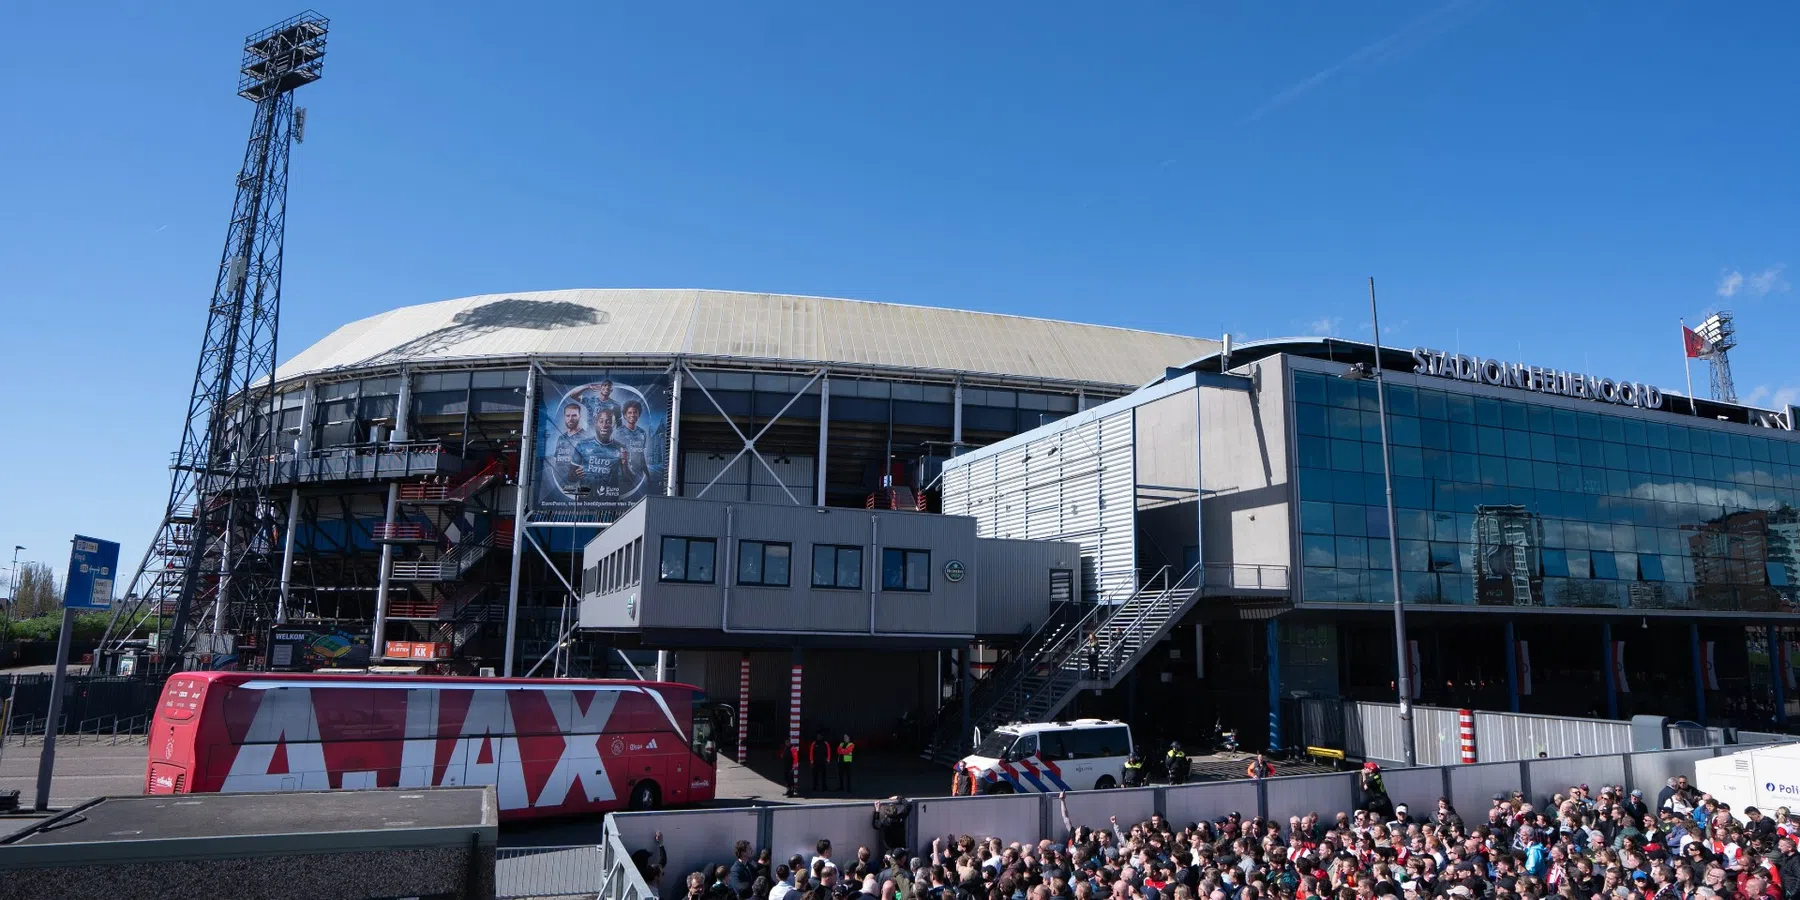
[1612,640,1631,694]
[1683,325,1717,359]
[1407,639,1422,700]
[1516,640,1533,696]
[1701,640,1719,690]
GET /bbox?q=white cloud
[1717,264,1788,298]
[1748,264,1790,296]
[1717,270,1745,297]
[1307,316,1342,336]
[1744,384,1800,410]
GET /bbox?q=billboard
[268,626,372,671]
[534,370,672,519]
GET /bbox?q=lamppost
[2,545,23,653]
[1343,279,1417,767]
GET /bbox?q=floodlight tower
[1697,311,1738,404]
[102,12,328,666]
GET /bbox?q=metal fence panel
[613,806,760,890]
[915,793,1042,849]
[1163,780,1259,827]
[1411,706,1466,767]
[1264,772,1357,822]
[1447,760,1527,814]
[769,802,881,873]
[1473,711,1631,761]
[498,844,606,900]
[1371,765,1446,818]
[1524,754,1629,805]
[1061,785,1155,835]
[1626,747,1723,797]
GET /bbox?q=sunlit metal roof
[276,289,1218,388]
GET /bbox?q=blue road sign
[63,535,120,610]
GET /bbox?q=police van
[957,719,1134,793]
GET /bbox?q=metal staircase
[389,531,502,581]
[922,562,1207,764]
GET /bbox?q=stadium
[154,288,1217,676]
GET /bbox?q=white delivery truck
[1692,742,1800,820]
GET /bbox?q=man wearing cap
[1360,762,1393,819]
[1626,789,1651,822]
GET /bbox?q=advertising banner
[269,626,372,671]
[534,369,672,520]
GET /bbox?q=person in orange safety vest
[836,734,856,792]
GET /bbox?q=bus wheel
[1094,776,1116,791]
[628,780,661,811]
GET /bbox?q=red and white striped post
[736,653,751,764]
[788,654,804,787]
[1457,708,1477,764]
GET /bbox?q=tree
[10,561,62,619]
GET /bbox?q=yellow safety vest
[838,742,855,762]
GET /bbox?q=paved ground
[0,740,146,809]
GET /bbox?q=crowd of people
[645,773,1800,900]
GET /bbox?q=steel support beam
[503,363,538,676]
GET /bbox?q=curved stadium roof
[276,289,1219,389]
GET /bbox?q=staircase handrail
[446,456,504,501]
[1096,561,1205,672]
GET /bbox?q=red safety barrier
[1458,708,1477,763]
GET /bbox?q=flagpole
[1681,318,1698,415]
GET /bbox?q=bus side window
[691,694,717,765]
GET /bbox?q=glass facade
[1293,369,1800,612]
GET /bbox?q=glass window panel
[1449,425,1478,455]
[1603,443,1628,470]
[1367,538,1391,570]
[1399,539,1430,571]
[1769,563,1790,587]
[739,543,764,584]
[1528,405,1555,434]
[1600,417,1624,443]
[1478,426,1507,454]
[1505,429,1533,458]
[1298,468,1332,501]
[1542,549,1569,577]
[1566,550,1591,579]
[1402,572,1440,604]
[1640,554,1665,582]
[1393,446,1425,479]
[1297,404,1330,437]
[1335,470,1370,504]
[837,548,862,589]
[1446,394,1474,424]
[1553,409,1578,437]
[660,537,686,581]
[1475,398,1502,427]
[1622,419,1646,446]
[906,550,930,590]
[1362,442,1387,474]
[1302,535,1336,567]
[1330,407,1362,439]
[1501,401,1529,431]
[1476,455,1505,486]
[1387,385,1417,416]
[688,540,715,582]
[1358,382,1382,412]
[1334,504,1367,536]
[1293,373,1327,405]
[1300,501,1334,534]
[1331,439,1364,472]
[812,545,836,586]
[1612,523,1637,552]
[1625,444,1649,472]
[1362,409,1385,442]
[1419,418,1450,448]
[1533,461,1560,491]
[1646,422,1670,449]
[1396,508,1431,539]
[1418,390,1447,420]
[1336,537,1369,569]
[765,543,790,586]
[1577,413,1603,441]
[1326,378,1359,409]
[1507,458,1534,488]
[1429,542,1461,572]
[1390,416,1421,447]
[882,549,904,589]
[1365,506,1391,539]
[1591,551,1619,580]
[1423,448,1452,480]
[1531,432,1557,462]
[1298,435,1332,469]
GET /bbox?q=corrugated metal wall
[683,452,815,505]
[944,410,1138,602]
[1345,701,1633,765]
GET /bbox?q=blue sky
[1,1,1796,589]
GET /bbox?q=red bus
[145,671,720,820]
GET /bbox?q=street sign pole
[34,535,118,811]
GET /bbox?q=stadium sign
[1410,347,1665,410]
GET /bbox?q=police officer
[836,733,856,791]
[1122,751,1147,787]
[1165,741,1190,785]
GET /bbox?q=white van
[956,719,1134,794]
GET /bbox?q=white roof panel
[276,289,1217,389]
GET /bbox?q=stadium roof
[276,289,1219,388]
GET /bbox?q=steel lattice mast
[102,12,327,665]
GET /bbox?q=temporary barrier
[599,745,1755,900]
[1458,709,1476,763]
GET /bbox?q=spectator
[772,865,797,900]
[732,841,759,897]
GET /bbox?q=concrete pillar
[959,645,972,757]
[816,373,830,507]
[1266,619,1282,752]
[788,648,804,789]
[737,652,752,764]
[372,481,399,660]
[503,364,538,676]
[1601,621,1618,719]
[1690,622,1707,724]
[1503,620,1519,713]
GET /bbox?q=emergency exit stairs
[923,563,1206,764]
